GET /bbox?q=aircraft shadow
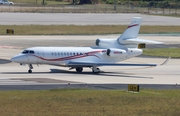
[0,59,12,64]
[50,69,153,79]
[1,72,50,74]
[1,69,153,79]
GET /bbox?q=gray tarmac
[1,13,180,25]
[0,35,180,90]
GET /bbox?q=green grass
[143,48,180,58]
[0,89,180,116]
[11,0,38,4]
[151,14,180,18]
[1,25,180,35]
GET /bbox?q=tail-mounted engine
[95,38,117,47]
[106,48,127,57]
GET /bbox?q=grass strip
[0,89,180,115]
[151,14,180,18]
[143,48,180,58]
[1,25,180,35]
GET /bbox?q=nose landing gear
[28,64,33,73]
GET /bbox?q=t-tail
[95,17,162,48]
[117,17,162,48]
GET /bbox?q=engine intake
[106,48,127,57]
[107,49,111,56]
[95,38,116,47]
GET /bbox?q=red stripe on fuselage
[31,50,102,61]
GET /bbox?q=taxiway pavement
[1,13,180,25]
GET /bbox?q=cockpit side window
[22,50,29,54]
[22,50,35,54]
[29,51,35,54]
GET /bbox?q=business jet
[11,17,169,74]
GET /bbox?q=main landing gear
[28,64,33,73]
[92,66,100,74]
[74,66,100,74]
[76,67,83,73]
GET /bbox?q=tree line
[47,0,180,8]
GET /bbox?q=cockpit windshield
[22,50,35,54]
[22,50,29,54]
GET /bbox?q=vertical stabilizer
[118,17,142,44]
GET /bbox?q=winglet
[160,57,171,66]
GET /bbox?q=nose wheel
[28,69,32,73]
[28,64,33,73]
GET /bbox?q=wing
[68,61,156,67]
[67,57,170,67]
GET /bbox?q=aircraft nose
[11,54,24,63]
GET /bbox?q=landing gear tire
[28,64,33,73]
[28,69,32,73]
[92,68,100,74]
[76,67,83,73]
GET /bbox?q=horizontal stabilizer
[120,38,163,44]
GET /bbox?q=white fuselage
[11,46,142,67]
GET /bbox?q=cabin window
[67,53,69,56]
